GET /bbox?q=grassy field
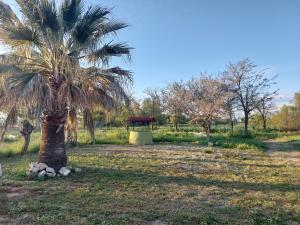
[0,142,299,225]
[0,128,293,157]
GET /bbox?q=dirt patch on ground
[150,220,169,225]
[264,140,300,164]
[0,185,33,199]
[0,211,14,225]
[0,185,36,225]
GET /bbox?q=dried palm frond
[0,105,18,142]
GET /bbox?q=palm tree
[0,0,132,171]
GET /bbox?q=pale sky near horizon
[1,0,300,106]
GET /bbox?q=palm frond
[8,73,38,90]
[85,66,132,83]
[0,1,19,25]
[58,81,85,106]
[106,67,133,82]
[83,108,95,143]
[2,73,50,113]
[15,0,61,45]
[72,5,110,45]
[87,43,131,64]
[94,21,128,38]
[37,0,60,33]
[0,23,41,47]
[0,105,18,142]
[61,0,84,31]
[84,85,115,109]
[15,0,40,23]
[0,64,21,75]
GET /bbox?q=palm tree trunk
[38,115,67,171]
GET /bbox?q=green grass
[78,130,129,145]
[271,135,300,143]
[0,144,299,225]
[153,130,274,150]
[0,129,295,157]
[0,132,40,157]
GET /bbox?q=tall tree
[184,74,228,141]
[161,81,186,131]
[224,59,278,133]
[293,92,300,111]
[0,0,132,171]
[223,96,236,133]
[256,98,274,130]
[143,88,165,124]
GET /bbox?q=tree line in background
[3,57,299,144]
[108,58,279,140]
[250,93,300,131]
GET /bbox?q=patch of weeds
[198,214,221,225]
[251,213,283,225]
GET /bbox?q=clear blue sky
[2,0,300,104]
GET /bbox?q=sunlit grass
[0,144,299,225]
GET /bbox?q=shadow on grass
[265,141,300,153]
[72,167,300,193]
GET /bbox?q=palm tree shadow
[73,167,300,193]
[265,140,300,153]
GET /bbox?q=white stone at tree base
[26,162,79,178]
[45,167,55,173]
[59,167,71,176]
[29,166,39,173]
[29,162,40,173]
[46,167,56,177]
[36,163,48,171]
[38,170,47,178]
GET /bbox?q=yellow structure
[129,131,153,145]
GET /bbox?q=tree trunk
[244,112,249,133]
[175,122,178,132]
[203,123,211,142]
[229,113,234,133]
[20,120,34,155]
[38,115,67,172]
[21,135,31,155]
[263,117,267,130]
